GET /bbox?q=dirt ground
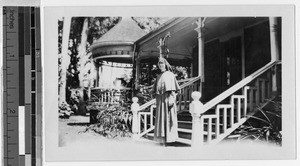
[58,114,159,148]
[59,114,279,149]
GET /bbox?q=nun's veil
[158,57,173,72]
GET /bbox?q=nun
[152,57,180,146]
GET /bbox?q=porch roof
[91,17,146,48]
[135,17,268,65]
[90,17,146,63]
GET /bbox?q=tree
[58,17,171,103]
[58,17,121,103]
[132,17,170,33]
[59,16,71,103]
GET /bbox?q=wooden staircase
[133,61,281,147]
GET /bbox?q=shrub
[69,88,87,115]
[85,103,133,139]
[58,102,74,119]
[229,98,282,145]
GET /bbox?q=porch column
[269,17,280,94]
[95,62,100,87]
[194,18,206,92]
[147,63,152,85]
[135,56,140,90]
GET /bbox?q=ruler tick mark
[7,143,17,145]
[4,157,15,159]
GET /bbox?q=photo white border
[43,4,296,162]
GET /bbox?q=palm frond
[245,115,271,126]
[256,106,271,124]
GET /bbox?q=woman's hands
[167,90,177,108]
[170,91,176,96]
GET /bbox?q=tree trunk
[59,16,71,103]
[78,18,89,88]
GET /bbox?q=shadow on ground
[67,122,90,126]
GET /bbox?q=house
[91,17,282,146]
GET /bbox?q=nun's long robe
[153,71,180,143]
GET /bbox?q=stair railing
[131,76,201,139]
[177,76,201,112]
[189,60,281,147]
[203,61,280,112]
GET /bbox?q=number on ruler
[8,108,16,114]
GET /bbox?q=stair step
[147,133,154,137]
[144,133,155,140]
[178,120,226,126]
[178,128,192,133]
[178,121,192,129]
[178,131,191,139]
[145,132,192,146]
[178,128,217,135]
[176,138,192,145]
[177,113,192,121]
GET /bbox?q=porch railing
[90,87,132,103]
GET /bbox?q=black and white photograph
[43,5,296,161]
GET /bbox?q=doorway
[223,36,243,89]
[202,36,243,102]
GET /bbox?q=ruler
[2,7,42,166]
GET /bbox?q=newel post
[131,97,140,139]
[189,91,204,147]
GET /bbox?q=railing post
[189,91,204,147]
[131,97,140,140]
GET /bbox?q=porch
[129,17,282,147]
[88,16,282,147]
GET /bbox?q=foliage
[87,17,121,46]
[135,85,153,105]
[139,63,188,87]
[58,102,74,119]
[68,89,80,113]
[58,17,121,91]
[132,17,170,33]
[85,103,133,139]
[58,18,64,95]
[67,88,89,115]
[58,18,64,54]
[172,66,188,80]
[58,17,170,103]
[230,98,282,145]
